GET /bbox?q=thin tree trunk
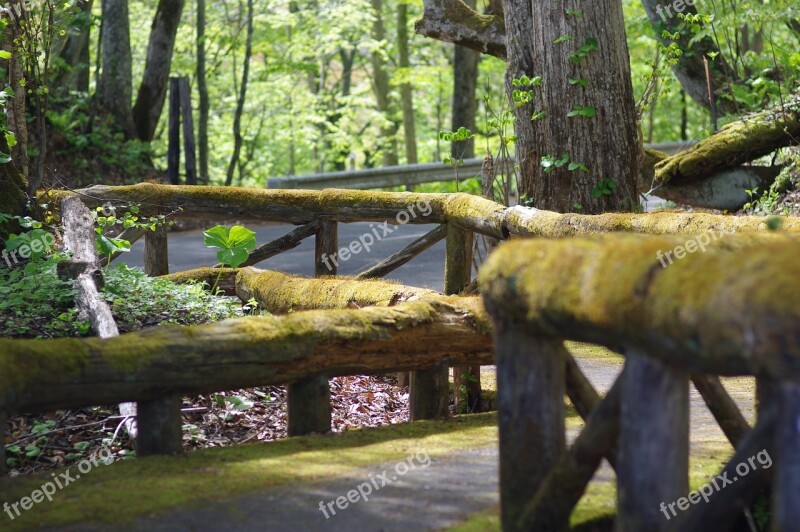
[224,0,254,186]
[100,0,135,137]
[640,0,736,115]
[451,0,480,160]
[398,1,417,164]
[503,0,639,213]
[370,0,398,167]
[197,0,209,183]
[53,0,93,94]
[132,0,186,142]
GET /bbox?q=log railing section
[479,234,800,531]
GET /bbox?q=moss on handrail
[479,232,800,379]
[49,183,800,241]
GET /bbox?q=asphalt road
[118,222,449,291]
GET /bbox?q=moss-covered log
[415,0,506,59]
[655,98,800,184]
[51,184,800,244]
[163,267,238,295]
[0,299,492,414]
[235,267,442,313]
[479,233,800,379]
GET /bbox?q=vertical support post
[618,353,688,531]
[496,330,565,531]
[446,224,480,413]
[144,224,169,276]
[178,77,197,185]
[167,77,181,185]
[773,381,800,530]
[287,219,335,436]
[136,393,183,456]
[410,365,450,420]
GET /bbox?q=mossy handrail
[478,233,800,531]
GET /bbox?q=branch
[415,0,506,60]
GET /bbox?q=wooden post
[287,219,335,436]
[773,381,800,530]
[178,77,197,185]
[445,223,480,414]
[409,365,450,420]
[136,393,183,456]
[496,330,565,532]
[618,354,688,531]
[144,224,169,276]
[167,77,181,185]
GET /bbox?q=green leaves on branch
[203,225,257,268]
[541,152,589,173]
[511,75,542,107]
[568,37,599,64]
[567,104,597,118]
[592,179,618,198]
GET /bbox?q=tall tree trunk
[224,0,254,186]
[370,0,398,167]
[196,0,209,183]
[640,0,736,115]
[99,0,135,137]
[53,0,94,94]
[398,1,418,164]
[0,11,29,219]
[503,0,639,213]
[132,0,186,142]
[451,0,480,160]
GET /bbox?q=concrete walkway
[53,357,754,532]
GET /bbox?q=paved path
[54,358,753,532]
[119,222,448,291]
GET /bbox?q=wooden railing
[6,183,799,506]
[479,233,800,531]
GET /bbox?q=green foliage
[101,264,245,333]
[591,179,618,198]
[567,104,597,118]
[203,225,257,269]
[568,37,599,64]
[540,152,570,173]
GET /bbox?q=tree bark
[196,0,209,183]
[370,0,399,167]
[503,0,639,212]
[53,0,94,94]
[451,0,480,159]
[640,0,736,115]
[415,0,506,60]
[133,0,185,142]
[224,0,254,186]
[398,2,418,165]
[100,0,136,137]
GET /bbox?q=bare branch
[415,0,506,60]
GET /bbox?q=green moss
[0,414,498,530]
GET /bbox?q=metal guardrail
[267,141,695,190]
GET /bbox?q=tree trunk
[53,0,94,94]
[640,0,736,115]
[0,6,29,220]
[224,0,254,186]
[371,0,399,167]
[133,0,186,142]
[398,2,418,164]
[451,0,480,160]
[100,0,136,137]
[503,0,639,213]
[196,0,209,183]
